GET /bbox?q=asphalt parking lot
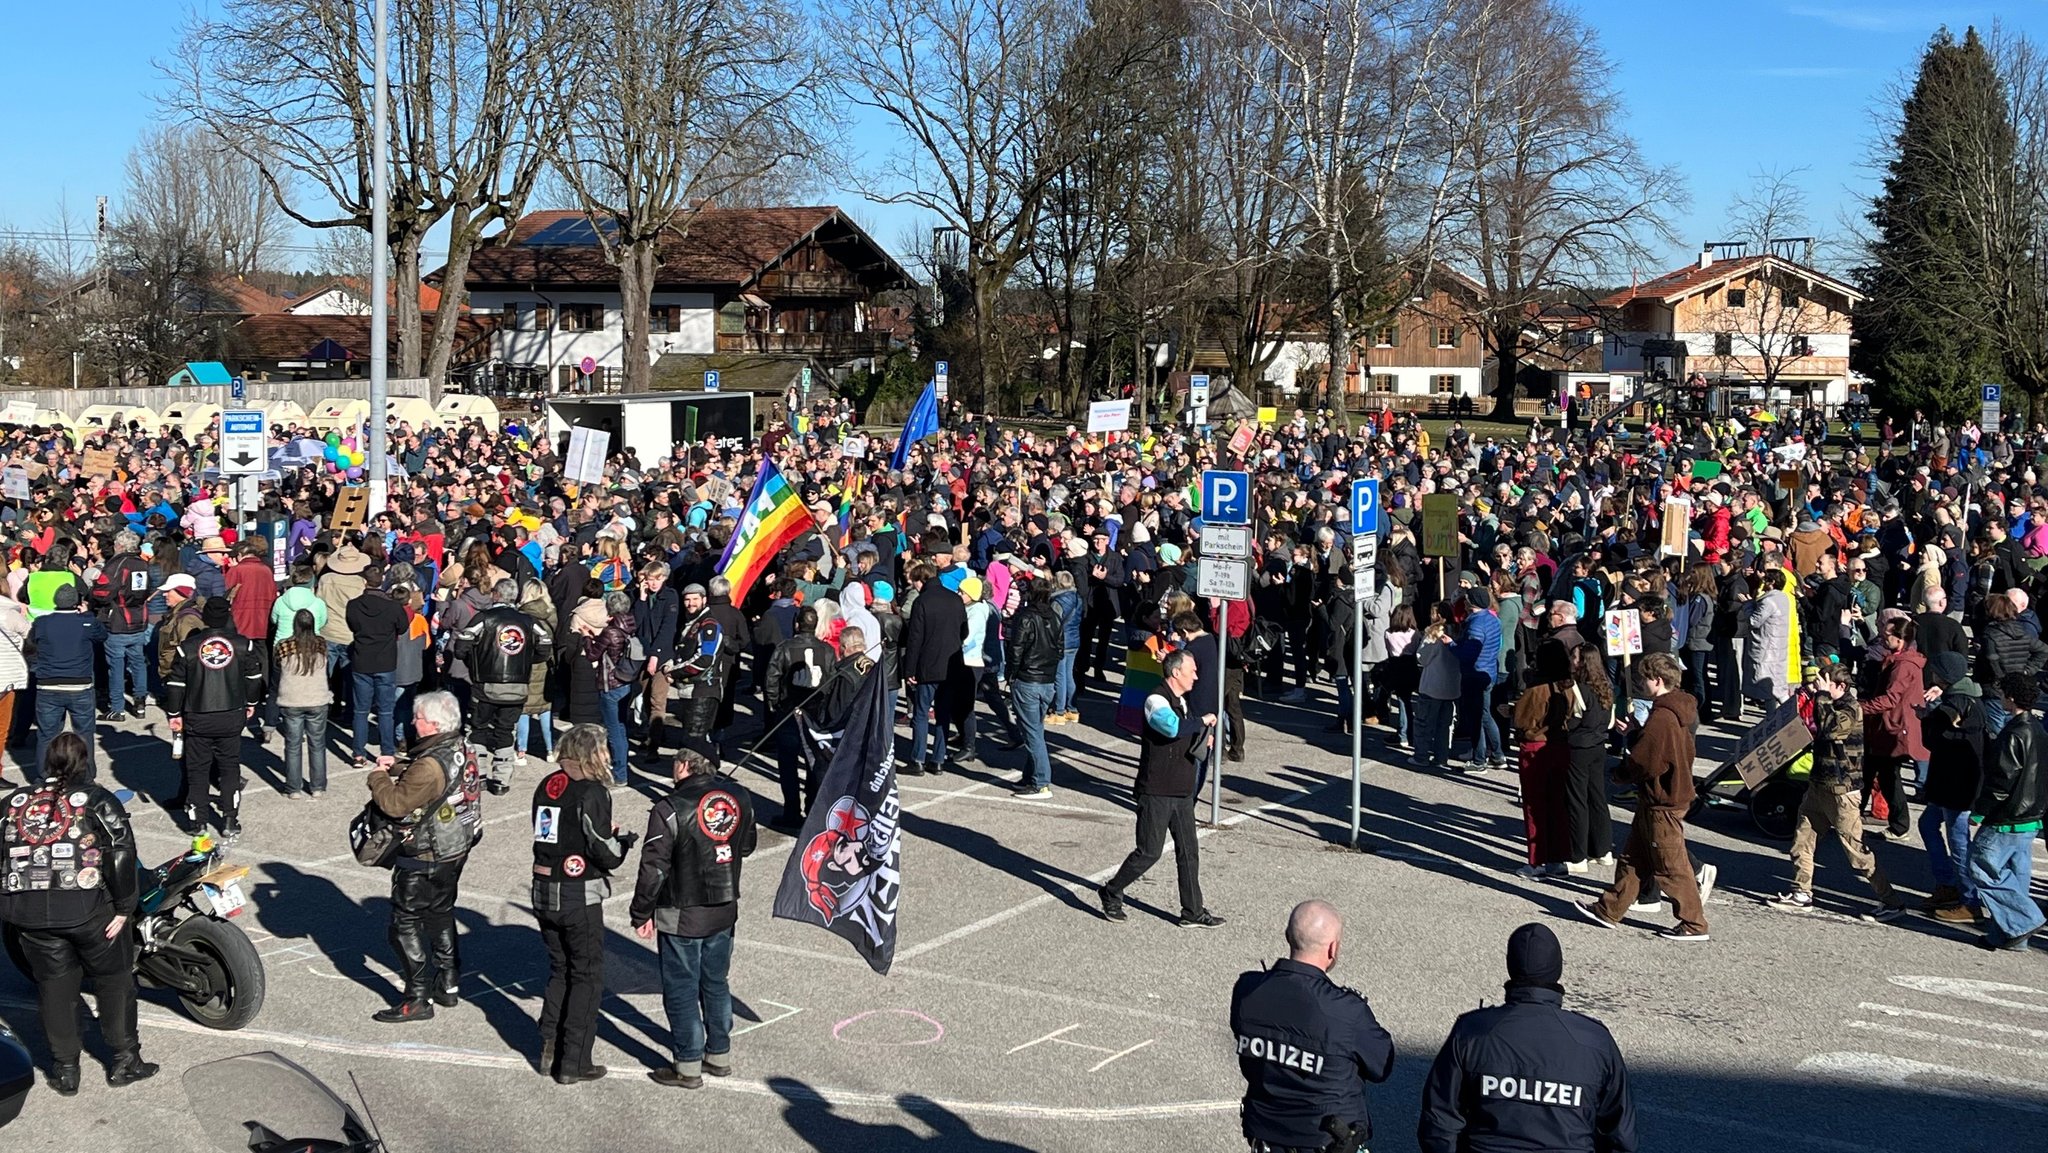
[1,681,2044,1153]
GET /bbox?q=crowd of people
[0,386,2043,1110]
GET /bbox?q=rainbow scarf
[717,460,811,604]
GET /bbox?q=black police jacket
[1417,985,1635,1153]
[163,627,265,716]
[0,781,140,930]
[1231,958,1395,1147]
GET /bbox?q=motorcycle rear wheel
[165,916,266,1030]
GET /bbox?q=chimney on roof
[1699,245,1713,271]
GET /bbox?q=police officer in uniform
[1418,924,1634,1153]
[452,578,552,794]
[164,597,265,837]
[0,732,157,1093]
[1231,900,1393,1153]
[670,584,730,766]
[530,724,635,1084]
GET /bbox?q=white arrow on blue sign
[1202,469,1251,525]
[1350,478,1380,535]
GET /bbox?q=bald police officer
[1418,924,1635,1153]
[1231,900,1393,1153]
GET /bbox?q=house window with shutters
[1370,373,1396,393]
[649,305,682,334]
[1432,374,1458,393]
[532,304,552,331]
[1435,326,1459,348]
[1373,326,1396,347]
[559,303,602,332]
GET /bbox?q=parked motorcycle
[5,835,266,1031]
[184,1052,386,1152]
[0,1021,29,1128]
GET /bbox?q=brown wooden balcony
[755,269,865,297]
[715,330,894,356]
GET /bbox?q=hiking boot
[650,1067,704,1090]
[1921,884,1963,911]
[1932,904,1980,924]
[47,1060,80,1097]
[553,1065,608,1085]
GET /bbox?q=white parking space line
[730,999,803,1037]
[1858,1001,2048,1041]
[1846,1020,2048,1060]
[1798,1051,2048,1116]
[897,776,1343,962]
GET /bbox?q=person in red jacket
[1862,617,1927,839]
[222,536,280,735]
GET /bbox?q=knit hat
[1505,922,1564,989]
[201,598,233,629]
[1928,650,1969,687]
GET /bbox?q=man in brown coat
[1577,652,1710,941]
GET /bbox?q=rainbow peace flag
[718,459,811,604]
[1115,643,1167,734]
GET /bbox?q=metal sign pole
[1350,592,1363,846]
[1213,597,1227,826]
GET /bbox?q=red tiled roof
[288,277,447,314]
[211,278,294,317]
[1599,255,1863,308]
[458,206,899,291]
[229,313,496,362]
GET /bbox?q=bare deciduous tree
[1435,0,1682,417]
[1696,170,1844,393]
[554,0,832,395]
[171,0,569,382]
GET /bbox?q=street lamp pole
[367,0,391,516]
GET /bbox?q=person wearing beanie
[1919,649,1987,920]
[1230,900,1392,1152]
[163,596,265,837]
[25,580,107,781]
[1417,923,1634,1153]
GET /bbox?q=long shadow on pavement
[771,1076,1037,1153]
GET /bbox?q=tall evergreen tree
[1858,27,2023,419]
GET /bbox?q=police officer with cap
[1417,923,1635,1153]
[0,732,157,1093]
[1231,899,1393,1153]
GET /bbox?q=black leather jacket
[766,634,837,715]
[1978,714,2048,829]
[163,627,265,716]
[1005,602,1061,684]
[454,604,553,703]
[0,781,140,929]
[630,774,757,934]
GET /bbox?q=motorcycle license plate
[203,881,246,918]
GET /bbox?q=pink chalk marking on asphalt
[831,1008,945,1045]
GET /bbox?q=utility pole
[367,0,390,516]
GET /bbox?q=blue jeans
[104,626,151,712]
[1919,804,1975,904]
[1967,826,2045,942]
[515,710,555,759]
[1389,695,1410,746]
[599,683,633,782]
[1456,677,1501,764]
[1054,649,1077,715]
[350,670,398,759]
[279,705,328,793]
[910,681,947,765]
[658,928,734,1068]
[32,688,96,783]
[1414,696,1454,767]
[1013,680,1055,788]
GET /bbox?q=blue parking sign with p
[1203,469,1250,525]
[1351,478,1380,535]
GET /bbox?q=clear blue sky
[1,1,2039,276]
